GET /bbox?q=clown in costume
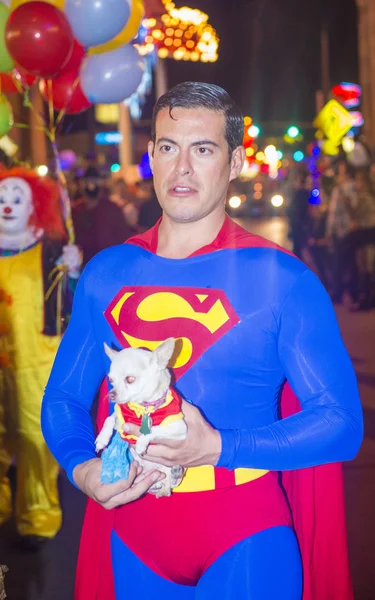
[0,167,81,548]
[42,83,363,599]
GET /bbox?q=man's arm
[218,269,363,471]
[41,269,105,483]
[120,269,363,473]
[41,265,164,501]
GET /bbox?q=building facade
[357,0,375,151]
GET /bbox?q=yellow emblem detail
[136,293,230,334]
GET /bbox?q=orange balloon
[88,0,144,56]
[11,0,64,9]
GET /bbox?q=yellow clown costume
[0,168,81,544]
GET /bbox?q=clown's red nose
[4,207,12,214]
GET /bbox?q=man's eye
[197,147,211,155]
[160,145,172,153]
[13,197,21,204]
[126,376,136,384]
[0,197,4,204]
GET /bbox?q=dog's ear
[104,343,119,362]
[153,338,175,369]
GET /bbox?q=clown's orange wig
[0,167,67,240]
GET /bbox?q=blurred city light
[36,165,48,176]
[96,132,123,145]
[342,137,356,153]
[293,151,304,162]
[228,195,242,209]
[287,126,300,139]
[248,125,260,138]
[276,150,283,160]
[264,145,277,158]
[111,163,121,173]
[271,194,284,207]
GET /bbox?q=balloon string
[47,78,55,134]
[51,139,75,244]
[55,75,80,131]
[13,122,45,132]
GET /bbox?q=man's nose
[4,206,12,214]
[175,153,193,176]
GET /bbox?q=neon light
[95,132,123,145]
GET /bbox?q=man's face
[148,107,244,224]
[0,177,33,235]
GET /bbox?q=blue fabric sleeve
[218,269,364,471]
[41,268,105,484]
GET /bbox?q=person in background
[287,170,310,259]
[325,164,356,303]
[0,167,81,550]
[72,167,134,266]
[110,178,139,232]
[307,197,331,292]
[344,170,375,310]
[136,177,162,231]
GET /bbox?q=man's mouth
[169,185,197,197]
[1,216,15,220]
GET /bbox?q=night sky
[165,0,358,124]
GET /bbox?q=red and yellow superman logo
[104,286,240,380]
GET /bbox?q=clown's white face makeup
[0,177,34,235]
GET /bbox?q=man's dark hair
[151,82,244,158]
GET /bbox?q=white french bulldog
[96,338,188,497]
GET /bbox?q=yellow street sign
[314,99,353,155]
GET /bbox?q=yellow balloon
[88,0,144,56]
[11,0,64,9]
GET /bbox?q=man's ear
[104,343,119,362]
[148,141,155,174]
[153,338,175,369]
[229,146,246,182]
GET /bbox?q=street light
[271,194,284,207]
[293,150,304,162]
[287,126,300,139]
[248,125,260,138]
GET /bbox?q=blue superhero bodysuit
[41,217,363,600]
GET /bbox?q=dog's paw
[171,465,184,488]
[95,435,108,453]
[135,437,149,456]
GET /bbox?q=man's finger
[145,444,176,459]
[95,462,139,503]
[106,471,164,508]
[141,455,174,467]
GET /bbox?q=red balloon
[5,2,74,78]
[60,39,85,75]
[0,68,36,94]
[40,70,92,114]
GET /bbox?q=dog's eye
[126,376,136,384]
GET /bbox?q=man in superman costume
[41,82,363,600]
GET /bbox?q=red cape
[75,217,353,600]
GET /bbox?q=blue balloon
[80,44,145,104]
[65,0,131,48]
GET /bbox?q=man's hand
[124,400,222,468]
[72,458,164,509]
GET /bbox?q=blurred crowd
[287,161,375,312]
[66,165,162,267]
